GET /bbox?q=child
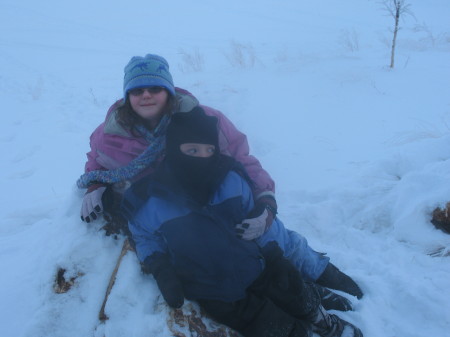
[121,109,363,337]
[78,53,363,302]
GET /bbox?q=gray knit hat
[123,54,175,99]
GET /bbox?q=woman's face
[128,87,169,126]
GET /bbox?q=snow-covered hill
[1,1,449,336]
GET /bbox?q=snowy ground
[1,0,450,336]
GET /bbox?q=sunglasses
[128,86,165,96]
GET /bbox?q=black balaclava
[165,107,220,204]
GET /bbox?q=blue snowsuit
[128,169,265,301]
[124,163,329,301]
[257,221,329,282]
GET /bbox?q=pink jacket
[84,88,275,199]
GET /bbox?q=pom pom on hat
[123,54,175,99]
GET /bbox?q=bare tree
[381,0,413,68]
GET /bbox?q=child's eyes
[180,145,215,156]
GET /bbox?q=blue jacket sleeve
[239,172,255,215]
[128,207,168,263]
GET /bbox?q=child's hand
[144,253,184,309]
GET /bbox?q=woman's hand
[236,196,278,240]
[81,184,107,223]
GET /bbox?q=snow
[1,0,449,336]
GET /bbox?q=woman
[122,109,363,337]
[79,54,274,227]
[77,53,363,301]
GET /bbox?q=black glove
[236,196,278,240]
[260,242,320,318]
[143,252,184,308]
[261,241,297,291]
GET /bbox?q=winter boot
[316,263,363,299]
[308,305,363,337]
[316,285,353,312]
